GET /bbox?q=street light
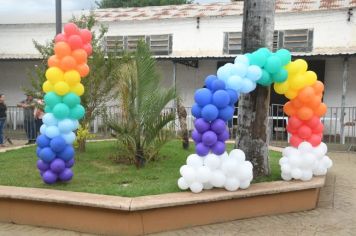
[56,0,62,34]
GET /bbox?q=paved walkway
[0,151,355,236]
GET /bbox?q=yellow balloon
[305,71,317,86]
[64,70,81,86]
[45,67,64,84]
[285,61,298,75]
[54,81,70,96]
[289,74,307,91]
[294,59,308,73]
[285,89,298,99]
[70,83,85,96]
[274,81,289,95]
[43,81,54,93]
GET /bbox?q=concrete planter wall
[0,176,325,236]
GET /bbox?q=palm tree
[107,41,177,168]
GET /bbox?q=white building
[0,0,355,111]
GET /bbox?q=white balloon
[301,170,313,181]
[180,165,196,183]
[203,182,214,190]
[178,177,189,190]
[221,159,239,177]
[245,161,253,170]
[301,153,316,168]
[236,165,252,181]
[281,172,292,181]
[239,180,251,189]
[211,170,226,187]
[282,146,298,157]
[217,152,229,162]
[224,177,240,191]
[289,155,301,168]
[190,182,203,193]
[204,154,221,170]
[234,55,249,66]
[187,154,203,168]
[322,156,333,169]
[281,164,291,174]
[298,142,313,154]
[279,156,288,165]
[291,168,303,179]
[196,166,211,183]
[229,149,246,162]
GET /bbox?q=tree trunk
[236,0,276,177]
[78,138,86,153]
[176,99,189,149]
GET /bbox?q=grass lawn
[0,140,282,197]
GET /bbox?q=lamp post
[56,0,62,34]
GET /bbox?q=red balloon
[64,23,79,36]
[290,135,303,148]
[306,116,320,128]
[308,134,322,147]
[83,43,93,56]
[297,125,312,139]
[80,29,92,44]
[55,33,67,43]
[288,116,303,130]
[286,124,297,134]
[313,123,324,134]
[68,35,83,50]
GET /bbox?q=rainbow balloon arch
[178,48,333,193]
[35,23,92,184]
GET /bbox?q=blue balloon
[217,63,234,82]
[39,147,56,163]
[58,119,74,134]
[71,119,79,130]
[40,124,47,135]
[231,63,248,77]
[36,134,50,148]
[45,126,60,139]
[194,88,212,107]
[62,132,76,144]
[211,79,226,92]
[43,113,58,126]
[240,79,257,94]
[226,75,243,92]
[204,75,218,90]
[201,104,219,122]
[234,55,249,66]
[191,103,202,118]
[50,136,67,153]
[36,147,42,157]
[212,90,230,109]
[226,89,239,105]
[58,145,75,162]
[246,65,263,81]
[218,106,234,121]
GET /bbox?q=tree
[26,13,122,152]
[235,0,276,177]
[176,98,189,149]
[107,41,177,168]
[96,0,192,8]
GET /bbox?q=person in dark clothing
[0,94,7,147]
[17,94,36,144]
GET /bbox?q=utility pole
[56,0,62,34]
[236,0,276,177]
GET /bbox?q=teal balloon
[44,92,61,107]
[63,93,80,108]
[250,51,267,67]
[257,69,273,86]
[272,68,288,83]
[70,105,85,120]
[275,49,291,66]
[265,56,282,74]
[257,48,272,58]
[53,103,70,119]
[44,105,52,113]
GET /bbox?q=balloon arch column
[36,23,92,184]
[178,48,333,193]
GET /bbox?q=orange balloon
[77,63,90,77]
[48,55,60,67]
[313,81,324,95]
[60,56,77,71]
[315,103,327,117]
[291,98,303,108]
[284,102,296,116]
[72,49,87,64]
[54,42,71,58]
[297,86,315,104]
[309,96,322,108]
[297,107,314,120]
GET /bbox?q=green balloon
[70,105,85,120]
[257,47,272,58]
[44,92,62,108]
[275,49,291,66]
[44,105,52,113]
[250,51,267,67]
[63,92,80,108]
[53,103,70,120]
[272,68,288,83]
[265,56,282,74]
[257,69,272,86]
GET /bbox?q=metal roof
[94,0,356,22]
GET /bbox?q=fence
[4,105,356,146]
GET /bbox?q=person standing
[34,98,44,136]
[0,94,7,147]
[17,94,36,144]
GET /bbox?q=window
[224,32,242,54]
[105,34,172,55]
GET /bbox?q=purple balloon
[37,159,50,171]
[212,141,226,155]
[218,129,229,142]
[194,118,210,133]
[50,158,66,174]
[202,131,218,147]
[42,170,58,184]
[211,119,226,134]
[65,158,75,168]
[196,142,210,156]
[59,168,73,182]
[192,129,202,143]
